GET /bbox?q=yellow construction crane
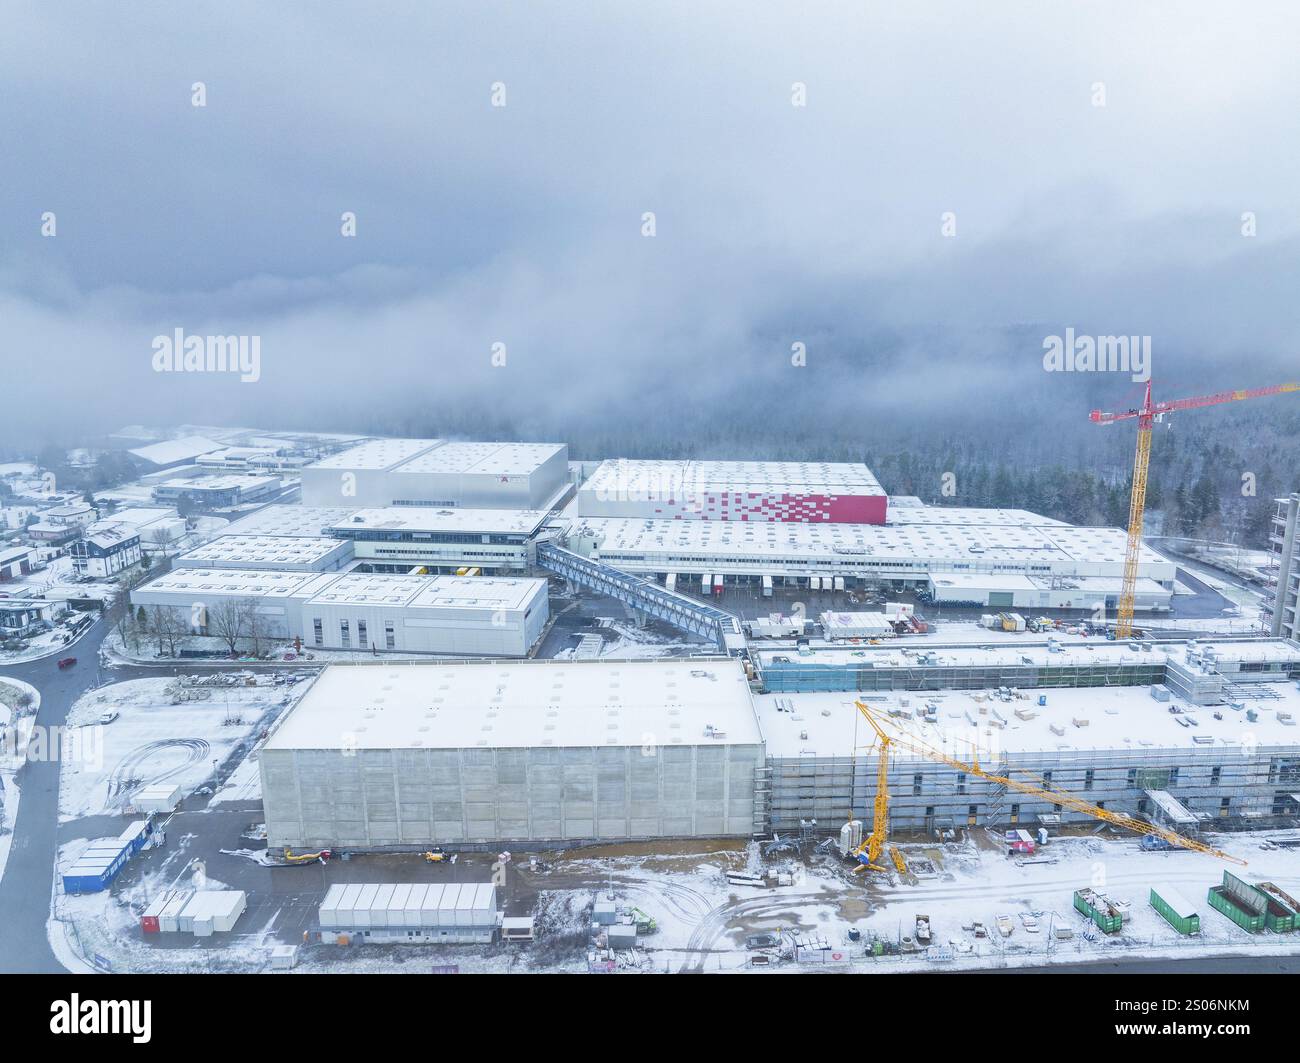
[852,700,1245,866]
[848,706,894,873]
[1090,381,1300,639]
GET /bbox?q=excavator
[849,699,1245,869]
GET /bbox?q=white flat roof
[221,506,358,537]
[575,517,1172,567]
[308,439,441,472]
[754,638,1300,671]
[302,573,545,611]
[755,680,1300,760]
[128,435,224,466]
[265,659,761,751]
[178,534,349,566]
[928,571,1169,594]
[135,567,320,599]
[328,507,549,536]
[581,459,885,496]
[888,506,1071,528]
[156,474,280,491]
[392,441,565,476]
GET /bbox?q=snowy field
[59,676,300,821]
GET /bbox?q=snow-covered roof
[307,439,440,471]
[221,506,358,538]
[755,680,1300,760]
[265,658,761,751]
[177,534,350,567]
[574,516,1172,568]
[327,506,548,536]
[128,435,225,466]
[299,573,545,610]
[581,458,885,497]
[392,441,565,476]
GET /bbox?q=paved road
[0,621,310,973]
[0,621,114,971]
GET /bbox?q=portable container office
[159,889,194,932]
[421,884,446,928]
[133,783,182,813]
[1149,885,1200,935]
[388,884,413,926]
[455,885,479,927]
[352,884,380,928]
[118,820,151,853]
[140,891,175,934]
[440,883,464,925]
[62,863,113,894]
[318,884,346,929]
[369,884,397,928]
[335,883,364,927]
[403,884,428,927]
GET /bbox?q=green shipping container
[1149,886,1200,935]
[1074,889,1123,934]
[1207,886,1264,933]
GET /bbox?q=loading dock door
[988,592,1014,608]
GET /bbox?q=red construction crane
[1091,380,1300,638]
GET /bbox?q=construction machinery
[852,699,1246,866]
[848,705,895,873]
[1090,380,1299,639]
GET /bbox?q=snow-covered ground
[45,824,1300,974]
[59,676,299,822]
[0,677,40,885]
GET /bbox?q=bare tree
[146,605,183,657]
[205,597,257,656]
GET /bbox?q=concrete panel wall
[262,741,765,849]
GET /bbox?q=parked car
[98,710,119,724]
[57,657,77,669]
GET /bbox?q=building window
[340,620,350,648]
[1210,765,1222,786]
[357,619,367,646]
[956,773,966,795]
[1084,769,1094,791]
[912,773,923,797]
[312,618,323,647]
[385,621,395,650]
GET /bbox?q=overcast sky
[2,2,1298,449]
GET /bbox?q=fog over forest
[3,3,1298,541]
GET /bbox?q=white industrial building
[297,572,547,655]
[318,882,499,944]
[130,570,549,656]
[176,534,355,572]
[151,473,283,508]
[260,659,765,849]
[566,508,1178,592]
[322,506,548,574]
[754,640,1300,835]
[300,438,569,510]
[578,459,889,523]
[926,572,1173,611]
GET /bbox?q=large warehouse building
[131,570,548,656]
[567,507,1177,591]
[578,459,888,523]
[258,639,1300,852]
[299,438,570,510]
[260,659,765,849]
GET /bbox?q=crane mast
[1090,380,1299,639]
